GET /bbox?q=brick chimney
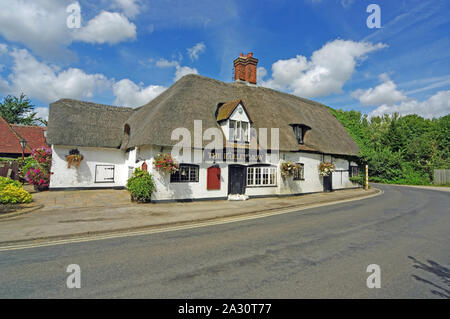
[233,52,258,85]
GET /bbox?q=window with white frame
[247,166,277,186]
[229,120,250,142]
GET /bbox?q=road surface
[0,184,449,298]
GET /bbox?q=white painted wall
[50,144,359,198]
[277,152,325,195]
[138,146,229,201]
[50,145,128,189]
[331,156,355,190]
[229,103,250,122]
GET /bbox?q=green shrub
[126,168,156,203]
[0,176,22,190]
[18,156,38,180]
[0,177,32,204]
[349,174,365,186]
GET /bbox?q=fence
[433,169,450,185]
[0,161,20,180]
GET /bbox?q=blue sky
[0,0,449,120]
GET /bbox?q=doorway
[323,174,333,192]
[228,165,246,195]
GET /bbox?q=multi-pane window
[293,163,305,180]
[170,164,199,183]
[247,166,277,186]
[229,120,249,142]
[349,165,359,177]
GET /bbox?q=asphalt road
[0,184,449,298]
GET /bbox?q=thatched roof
[124,74,359,155]
[47,75,360,156]
[46,99,133,148]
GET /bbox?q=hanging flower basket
[153,153,179,174]
[66,149,84,168]
[318,162,335,177]
[280,161,301,178]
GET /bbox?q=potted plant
[318,162,336,177]
[280,161,301,178]
[153,153,179,174]
[126,168,156,203]
[66,149,84,168]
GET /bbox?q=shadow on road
[408,256,450,299]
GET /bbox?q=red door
[207,166,221,190]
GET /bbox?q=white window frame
[229,120,250,142]
[247,166,277,187]
[95,165,115,183]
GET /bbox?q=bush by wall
[126,168,156,203]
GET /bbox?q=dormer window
[216,99,252,144]
[229,120,249,142]
[291,124,310,145]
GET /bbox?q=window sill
[170,181,199,183]
[246,185,277,188]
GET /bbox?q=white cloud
[352,74,407,106]
[34,106,49,122]
[257,66,267,84]
[156,59,180,68]
[73,11,136,45]
[0,0,72,57]
[261,39,387,98]
[156,59,198,82]
[187,42,206,61]
[0,76,10,93]
[340,0,355,8]
[0,43,8,55]
[111,0,142,18]
[174,65,198,81]
[113,79,166,107]
[3,48,110,102]
[369,90,450,119]
[0,1,136,58]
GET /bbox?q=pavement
[0,187,378,245]
[0,183,448,298]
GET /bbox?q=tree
[0,94,46,126]
[330,108,450,185]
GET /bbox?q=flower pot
[34,185,49,192]
[66,154,84,168]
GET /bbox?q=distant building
[47,53,360,201]
[0,116,48,158]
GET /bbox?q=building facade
[47,54,360,202]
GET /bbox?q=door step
[228,194,249,201]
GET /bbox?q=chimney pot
[234,52,258,84]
